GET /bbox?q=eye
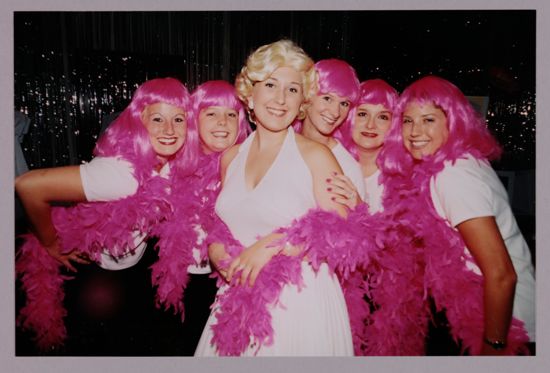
[424,117,435,124]
[357,111,367,117]
[227,111,238,118]
[379,114,390,121]
[322,95,332,102]
[152,116,163,123]
[289,87,299,94]
[340,101,350,108]
[174,115,186,124]
[402,117,412,124]
[205,111,215,117]
[265,82,275,88]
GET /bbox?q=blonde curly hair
[235,39,315,113]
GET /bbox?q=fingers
[248,267,261,287]
[239,265,253,286]
[60,258,78,272]
[226,258,243,282]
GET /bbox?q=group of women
[15,39,535,356]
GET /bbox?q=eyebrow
[267,77,301,86]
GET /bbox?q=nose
[274,87,285,104]
[328,101,340,119]
[163,120,175,135]
[365,116,376,129]
[409,120,422,137]
[218,114,227,126]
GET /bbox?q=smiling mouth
[361,131,378,138]
[158,137,178,145]
[321,114,337,125]
[211,131,230,138]
[266,107,286,117]
[409,140,430,148]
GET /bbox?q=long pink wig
[379,75,502,175]
[95,77,199,181]
[336,79,398,159]
[190,80,251,149]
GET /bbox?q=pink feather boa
[359,155,530,355]
[204,154,530,356]
[15,170,200,351]
[149,152,220,318]
[204,204,384,356]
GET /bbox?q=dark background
[14,10,536,356]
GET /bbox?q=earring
[247,109,257,125]
[248,100,254,110]
[297,108,306,120]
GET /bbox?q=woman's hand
[208,243,231,280]
[326,172,362,209]
[226,233,283,287]
[43,239,91,272]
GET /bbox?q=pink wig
[336,79,398,159]
[190,80,251,149]
[313,59,360,104]
[94,77,198,181]
[294,58,360,132]
[379,75,502,175]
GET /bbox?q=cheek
[176,124,187,138]
[378,122,391,136]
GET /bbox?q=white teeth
[158,138,177,145]
[212,131,229,138]
[410,140,429,148]
[321,115,337,125]
[267,107,285,117]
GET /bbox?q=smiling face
[249,66,304,132]
[351,103,392,152]
[198,106,239,153]
[141,102,187,161]
[304,92,351,136]
[402,101,449,159]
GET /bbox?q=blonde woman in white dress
[195,39,354,356]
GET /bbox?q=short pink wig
[379,75,502,175]
[336,79,398,158]
[190,80,251,149]
[95,77,198,180]
[312,59,360,104]
[294,58,360,132]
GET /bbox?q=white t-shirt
[80,157,162,270]
[81,156,211,274]
[364,169,384,213]
[430,155,536,341]
[331,141,367,202]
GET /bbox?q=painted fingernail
[327,187,332,191]
[332,171,337,176]
[331,196,335,201]
[326,178,331,182]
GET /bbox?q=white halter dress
[194,127,353,356]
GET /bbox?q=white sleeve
[80,157,139,201]
[431,161,494,227]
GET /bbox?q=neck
[254,125,289,151]
[357,147,381,177]
[301,118,336,148]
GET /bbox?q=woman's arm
[15,166,91,271]
[295,135,347,217]
[457,216,517,355]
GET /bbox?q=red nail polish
[327,187,332,191]
[331,196,335,201]
[326,178,331,182]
